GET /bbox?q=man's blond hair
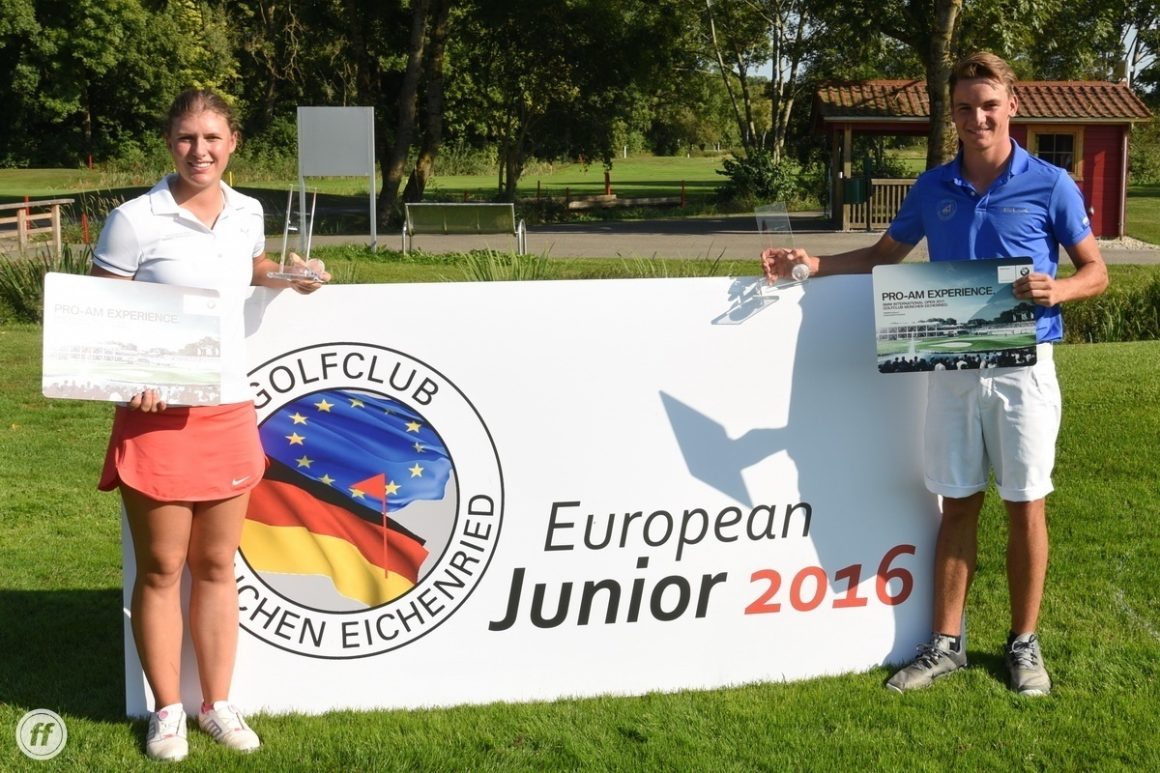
[949,52,1017,97]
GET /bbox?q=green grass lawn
[422,155,727,201]
[0,156,728,203]
[1127,184,1160,244]
[1,313,1158,769]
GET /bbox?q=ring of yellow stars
[349,398,365,408]
[296,455,312,468]
[314,398,333,412]
[286,432,306,445]
[318,474,335,486]
[409,463,424,477]
[413,441,425,453]
[385,481,401,495]
[290,412,308,425]
[405,421,422,433]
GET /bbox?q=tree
[380,0,431,216]
[0,0,239,166]
[448,0,687,199]
[695,0,768,155]
[401,0,452,203]
[829,0,963,169]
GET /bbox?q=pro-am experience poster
[871,258,1037,373]
[42,273,223,404]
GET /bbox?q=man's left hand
[1014,272,1061,307]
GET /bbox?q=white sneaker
[146,703,188,762]
[198,700,260,752]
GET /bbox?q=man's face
[952,78,1018,155]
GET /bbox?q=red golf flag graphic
[352,473,388,500]
[351,472,390,582]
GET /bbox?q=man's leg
[1005,497,1048,634]
[885,492,983,692]
[1003,496,1052,695]
[932,492,986,635]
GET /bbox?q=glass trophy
[755,202,807,295]
[267,188,326,281]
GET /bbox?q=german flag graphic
[243,389,452,608]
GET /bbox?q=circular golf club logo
[240,343,504,658]
[15,709,67,761]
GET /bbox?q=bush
[1129,119,1160,186]
[233,114,298,180]
[715,151,810,207]
[1063,274,1160,343]
[434,141,498,177]
[0,244,92,323]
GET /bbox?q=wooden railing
[844,179,915,230]
[0,198,74,254]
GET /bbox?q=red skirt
[99,402,266,501]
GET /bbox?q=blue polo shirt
[888,140,1091,343]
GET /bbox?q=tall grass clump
[0,244,91,322]
[1063,274,1160,343]
[618,253,729,278]
[455,250,554,282]
[433,140,499,176]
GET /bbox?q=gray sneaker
[885,634,968,693]
[1006,633,1051,695]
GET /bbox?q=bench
[403,202,526,255]
[0,198,74,255]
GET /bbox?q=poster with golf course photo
[871,258,1038,373]
[42,273,224,405]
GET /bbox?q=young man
[762,52,1108,695]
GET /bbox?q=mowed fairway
[0,156,728,204]
[877,332,1039,355]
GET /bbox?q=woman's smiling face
[166,109,237,197]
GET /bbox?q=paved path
[317,212,1160,265]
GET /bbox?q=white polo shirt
[93,176,265,403]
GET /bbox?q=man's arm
[1014,233,1108,307]
[762,232,916,282]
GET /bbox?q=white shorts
[923,344,1061,502]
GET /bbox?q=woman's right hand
[128,388,168,413]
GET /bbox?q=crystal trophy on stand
[267,188,326,281]
[755,202,807,297]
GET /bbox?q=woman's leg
[122,486,194,708]
[186,493,250,703]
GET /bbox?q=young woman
[91,88,328,761]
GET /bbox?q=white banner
[123,275,938,716]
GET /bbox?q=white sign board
[123,275,939,716]
[295,106,377,248]
[297,107,375,177]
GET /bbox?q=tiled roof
[815,79,1152,122]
